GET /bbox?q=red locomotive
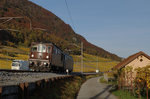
[29,42,73,72]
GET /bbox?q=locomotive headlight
[44,62,48,66]
[31,54,34,57]
[46,56,49,59]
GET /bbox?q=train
[28,42,73,72]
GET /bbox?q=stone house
[114,51,150,70]
[114,51,150,86]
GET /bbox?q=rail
[0,75,73,99]
[0,69,100,99]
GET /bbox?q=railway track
[0,69,99,86]
[0,69,100,99]
[0,69,68,87]
[0,69,73,99]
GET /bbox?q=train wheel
[69,70,72,73]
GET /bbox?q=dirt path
[77,77,118,99]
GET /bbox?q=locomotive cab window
[32,46,38,52]
[48,46,51,53]
[53,47,57,54]
[38,44,46,52]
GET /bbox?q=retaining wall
[0,75,73,99]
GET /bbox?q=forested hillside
[0,0,121,61]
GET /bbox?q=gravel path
[77,77,118,99]
[0,71,65,86]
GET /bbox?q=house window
[140,59,143,62]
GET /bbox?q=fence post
[118,77,120,90]
[24,82,29,99]
[44,79,50,88]
[130,70,133,95]
[146,72,148,99]
[19,83,25,99]
[0,87,2,99]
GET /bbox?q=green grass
[112,90,137,99]
[99,76,108,83]
[99,76,117,86]
[112,90,147,99]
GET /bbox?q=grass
[112,90,139,99]
[99,76,138,99]
[99,76,117,85]
[99,76,108,83]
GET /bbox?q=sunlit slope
[0,46,29,69]
[0,46,119,72]
[72,53,119,72]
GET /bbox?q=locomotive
[29,42,73,72]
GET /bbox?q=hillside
[0,45,118,72]
[0,0,121,61]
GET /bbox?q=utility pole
[96,56,99,73]
[97,56,98,70]
[81,42,83,73]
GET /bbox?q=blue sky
[30,0,150,58]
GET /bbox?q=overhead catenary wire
[64,0,76,32]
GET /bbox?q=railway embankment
[0,71,66,86]
[0,71,72,99]
[29,74,100,99]
[0,71,100,99]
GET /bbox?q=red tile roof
[113,51,150,69]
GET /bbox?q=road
[77,77,118,99]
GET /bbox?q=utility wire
[0,18,13,25]
[65,0,76,32]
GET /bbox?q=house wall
[122,55,150,86]
[127,55,150,70]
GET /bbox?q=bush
[99,77,107,83]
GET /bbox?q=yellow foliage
[0,46,29,69]
[0,46,119,72]
[0,53,13,59]
[18,47,30,53]
[0,60,11,69]
[72,53,119,72]
[15,54,29,60]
